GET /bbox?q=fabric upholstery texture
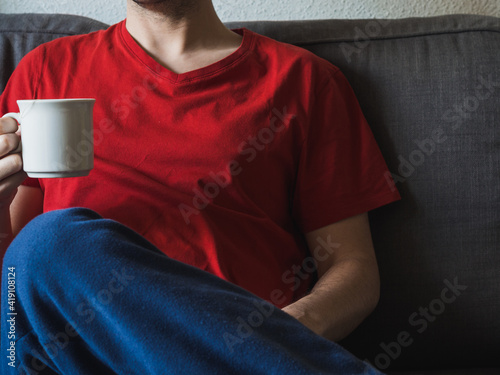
[0,13,499,373]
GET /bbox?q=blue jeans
[1,208,382,375]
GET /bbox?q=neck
[125,0,242,73]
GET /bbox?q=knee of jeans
[3,207,102,271]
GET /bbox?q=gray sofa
[1,12,499,375]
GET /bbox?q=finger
[11,138,22,154]
[0,117,19,134]
[0,170,27,202]
[0,153,24,180]
[0,133,21,158]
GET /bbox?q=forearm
[282,257,380,342]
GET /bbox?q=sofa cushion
[226,15,500,372]
[0,13,107,93]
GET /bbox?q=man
[0,0,399,373]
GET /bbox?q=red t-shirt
[0,21,400,307]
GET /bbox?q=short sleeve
[0,47,43,189]
[292,69,400,233]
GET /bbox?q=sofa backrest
[1,12,499,372]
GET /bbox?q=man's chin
[132,0,167,5]
[129,0,200,19]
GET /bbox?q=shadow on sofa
[1,12,499,375]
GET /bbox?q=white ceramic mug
[2,99,95,178]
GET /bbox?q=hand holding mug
[0,98,95,208]
[2,98,95,178]
[0,116,25,209]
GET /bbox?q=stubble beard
[131,0,201,21]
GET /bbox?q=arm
[1,185,43,303]
[10,185,44,237]
[282,212,380,341]
[0,118,43,260]
[1,185,43,258]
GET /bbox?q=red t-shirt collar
[119,20,253,83]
